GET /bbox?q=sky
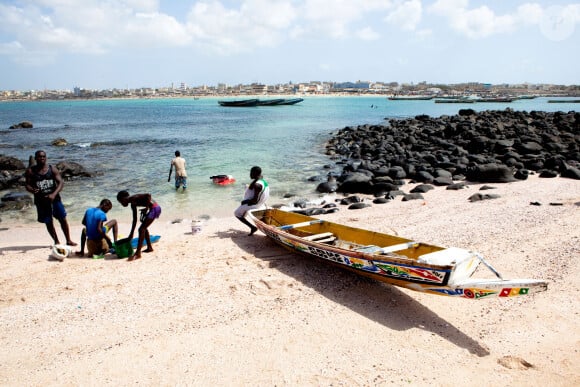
[0,0,579,91]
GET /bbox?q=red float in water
[210,175,236,185]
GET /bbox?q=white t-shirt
[171,156,187,177]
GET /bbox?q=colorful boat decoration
[247,209,548,300]
[210,174,236,185]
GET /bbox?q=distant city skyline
[0,1,579,91]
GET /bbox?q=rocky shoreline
[318,108,579,195]
[280,108,580,215]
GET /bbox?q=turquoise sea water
[0,96,577,224]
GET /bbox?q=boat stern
[418,247,480,283]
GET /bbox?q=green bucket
[113,237,134,259]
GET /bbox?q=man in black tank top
[25,150,76,247]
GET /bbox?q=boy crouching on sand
[76,199,118,257]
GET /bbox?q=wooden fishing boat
[388,95,433,100]
[218,99,259,107]
[218,98,303,106]
[276,98,304,105]
[434,98,475,104]
[247,209,548,300]
[548,99,580,103]
[476,97,514,102]
[257,98,286,106]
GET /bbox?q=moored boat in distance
[388,95,434,100]
[218,98,304,107]
[248,208,548,300]
[257,98,285,106]
[218,99,259,107]
[276,98,304,105]
[548,99,580,103]
[516,95,537,99]
[434,98,475,103]
[476,97,514,102]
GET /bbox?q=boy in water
[234,166,270,235]
[116,191,161,261]
[168,150,187,191]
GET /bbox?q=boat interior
[251,209,460,264]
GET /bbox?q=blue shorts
[175,176,187,189]
[36,198,67,224]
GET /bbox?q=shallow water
[0,96,576,224]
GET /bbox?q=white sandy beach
[0,175,579,386]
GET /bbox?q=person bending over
[116,190,161,261]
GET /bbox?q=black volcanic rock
[322,109,578,195]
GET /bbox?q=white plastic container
[191,220,203,234]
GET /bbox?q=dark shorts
[35,198,67,224]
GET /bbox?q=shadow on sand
[0,245,49,255]
[217,228,490,357]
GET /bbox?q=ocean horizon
[1,96,578,225]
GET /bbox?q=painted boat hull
[248,209,548,300]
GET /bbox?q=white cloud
[300,0,393,38]
[124,12,191,47]
[516,3,543,25]
[429,1,579,40]
[385,0,422,31]
[356,27,380,40]
[186,1,297,54]
[1,0,577,67]
[429,0,515,38]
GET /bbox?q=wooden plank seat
[303,232,336,244]
[303,232,334,241]
[355,241,418,255]
[379,242,418,254]
[278,220,323,231]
